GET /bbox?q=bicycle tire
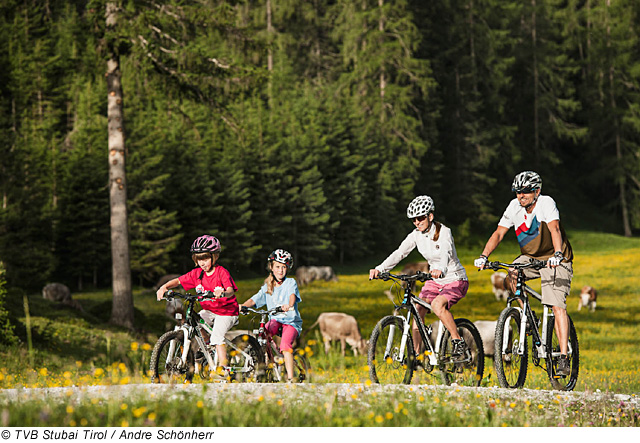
[150,329,195,384]
[293,350,311,383]
[494,307,528,388]
[546,314,579,391]
[230,334,264,382]
[438,318,485,387]
[368,315,414,384]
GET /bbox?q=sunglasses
[412,215,427,223]
[514,188,536,194]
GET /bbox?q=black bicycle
[150,290,263,383]
[483,259,579,391]
[368,271,484,386]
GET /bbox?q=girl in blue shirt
[241,249,302,382]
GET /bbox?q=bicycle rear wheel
[439,318,484,387]
[368,315,414,384]
[230,334,264,382]
[494,307,528,388]
[546,314,579,391]
[150,330,195,384]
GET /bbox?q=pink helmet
[190,235,221,254]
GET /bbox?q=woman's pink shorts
[419,279,468,309]
[265,320,299,353]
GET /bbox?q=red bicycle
[239,306,311,383]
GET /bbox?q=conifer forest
[1,0,639,309]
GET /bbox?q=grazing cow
[491,271,509,301]
[165,297,184,326]
[42,283,84,312]
[295,266,339,287]
[154,274,181,291]
[401,261,430,275]
[474,320,498,358]
[307,312,367,356]
[578,285,597,312]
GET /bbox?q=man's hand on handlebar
[369,269,380,280]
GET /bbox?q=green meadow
[0,231,639,426]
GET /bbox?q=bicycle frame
[251,309,288,381]
[384,275,448,367]
[496,265,573,362]
[163,292,254,375]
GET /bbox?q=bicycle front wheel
[150,329,195,384]
[230,334,264,382]
[368,315,414,384]
[546,314,579,391]
[293,349,311,383]
[439,318,485,387]
[494,307,528,388]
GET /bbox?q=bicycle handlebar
[376,271,432,282]
[163,289,220,301]
[240,306,284,316]
[483,258,549,272]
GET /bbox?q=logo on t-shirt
[515,216,540,247]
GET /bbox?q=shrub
[0,261,18,345]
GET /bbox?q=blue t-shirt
[250,278,302,333]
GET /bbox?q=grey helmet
[511,171,542,193]
[406,195,435,219]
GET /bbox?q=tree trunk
[531,0,539,164]
[106,1,134,329]
[605,0,631,237]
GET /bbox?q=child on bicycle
[240,249,302,382]
[156,234,239,376]
[369,195,469,358]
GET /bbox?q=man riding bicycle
[474,171,574,376]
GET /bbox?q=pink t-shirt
[179,265,239,316]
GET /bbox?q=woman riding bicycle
[369,195,469,358]
[240,249,302,383]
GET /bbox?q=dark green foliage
[0,0,638,294]
[0,262,18,346]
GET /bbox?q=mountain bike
[483,259,579,391]
[368,271,484,386]
[240,306,310,383]
[150,290,263,383]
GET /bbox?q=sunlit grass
[1,232,639,425]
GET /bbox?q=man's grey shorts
[513,255,573,309]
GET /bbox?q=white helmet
[406,195,435,219]
[511,171,542,193]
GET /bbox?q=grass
[1,230,639,426]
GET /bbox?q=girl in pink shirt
[156,235,239,372]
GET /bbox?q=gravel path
[2,383,638,407]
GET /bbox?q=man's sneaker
[451,339,468,358]
[556,354,570,376]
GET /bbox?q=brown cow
[307,312,367,356]
[491,271,509,301]
[578,285,597,312]
[42,283,84,312]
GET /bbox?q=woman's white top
[375,223,467,285]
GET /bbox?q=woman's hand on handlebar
[369,269,380,280]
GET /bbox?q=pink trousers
[265,320,299,353]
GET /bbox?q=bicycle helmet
[406,195,435,219]
[190,235,221,254]
[267,249,294,269]
[511,171,542,193]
